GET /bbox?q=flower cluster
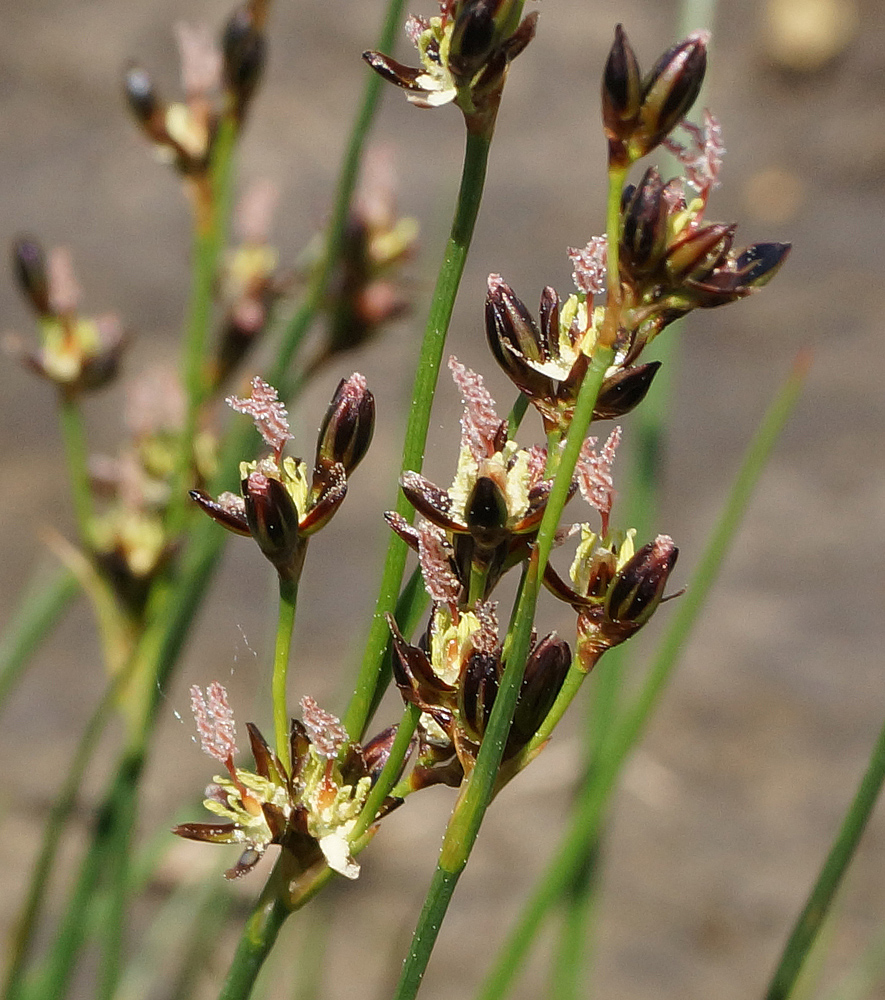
[364,0,538,135]
[192,374,374,580]
[7,237,126,397]
[124,2,266,178]
[175,685,400,880]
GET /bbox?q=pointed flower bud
[242,470,305,580]
[315,373,375,475]
[638,31,709,159]
[602,25,708,166]
[602,24,643,154]
[222,3,267,122]
[604,534,678,631]
[11,235,50,316]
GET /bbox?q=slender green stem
[343,129,493,742]
[57,392,94,543]
[550,836,600,1000]
[352,702,420,843]
[217,858,293,1000]
[2,661,136,1000]
[392,341,614,1000]
[475,356,808,1000]
[33,748,143,1000]
[0,566,78,714]
[763,710,885,1000]
[169,116,238,535]
[273,577,300,774]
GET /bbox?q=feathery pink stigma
[191,682,238,763]
[47,248,81,315]
[235,179,280,245]
[576,427,621,531]
[664,110,724,203]
[227,376,293,454]
[448,356,501,463]
[301,696,349,759]
[568,236,608,296]
[472,601,500,654]
[174,22,222,99]
[417,521,461,606]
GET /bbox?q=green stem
[273,577,300,774]
[550,835,600,1000]
[392,341,614,1000]
[0,566,78,714]
[169,116,238,535]
[217,860,292,1000]
[475,355,808,1000]
[343,128,493,742]
[57,392,94,543]
[763,712,885,1000]
[2,661,134,1000]
[34,748,143,1000]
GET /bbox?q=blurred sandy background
[2,0,885,998]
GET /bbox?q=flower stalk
[343,127,493,741]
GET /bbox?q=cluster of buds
[89,369,188,614]
[364,0,538,135]
[485,266,661,434]
[546,528,679,671]
[124,1,266,218]
[617,147,791,358]
[309,151,419,375]
[386,358,566,604]
[7,236,126,398]
[192,374,374,581]
[484,28,790,436]
[602,24,708,169]
[388,603,570,788]
[212,180,288,388]
[175,684,401,880]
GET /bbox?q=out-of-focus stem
[0,566,78,714]
[344,129,493,742]
[763,711,885,1000]
[271,0,408,394]
[169,116,238,535]
[57,392,94,543]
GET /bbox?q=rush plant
[2,3,882,1000]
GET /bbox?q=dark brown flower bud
[449,0,498,81]
[508,633,571,750]
[665,222,734,284]
[602,24,643,165]
[637,31,708,155]
[124,64,160,125]
[243,471,304,579]
[11,235,50,316]
[222,4,267,121]
[619,167,669,283]
[466,475,509,535]
[485,275,555,400]
[459,649,500,741]
[315,373,375,475]
[594,362,661,420]
[605,534,678,630]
